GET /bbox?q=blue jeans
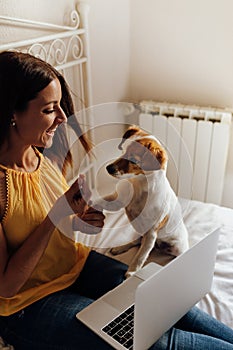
[1,251,233,350]
[151,307,233,350]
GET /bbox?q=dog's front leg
[96,179,134,212]
[126,229,157,278]
[110,237,142,255]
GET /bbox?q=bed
[0,2,232,349]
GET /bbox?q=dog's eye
[129,157,140,165]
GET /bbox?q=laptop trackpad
[102,262,162,311]
[102,275,142,311]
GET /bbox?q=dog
[96,125,189,277]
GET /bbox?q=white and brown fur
[97,125,189,277]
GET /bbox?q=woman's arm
[0,216,56,298]
[0,177,90,298]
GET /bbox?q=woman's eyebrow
[42,100,59,107]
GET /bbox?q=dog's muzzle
[106,164,116,175]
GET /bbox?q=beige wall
[130,0,233,109]
[85,0,233,208]
[84,0,131,105]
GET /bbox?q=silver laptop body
[76,229,219,350]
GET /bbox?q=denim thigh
[0,251,128,350]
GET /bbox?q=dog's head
[106,125,168,178]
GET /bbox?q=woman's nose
[56,106,67,123]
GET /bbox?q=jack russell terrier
[97,125,189,277]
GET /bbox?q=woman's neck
[0,145,40,172]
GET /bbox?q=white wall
[129,0,233,108]
[85,0,233,208]
[83,0,131,106]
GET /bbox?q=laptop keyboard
[102,304,135,349]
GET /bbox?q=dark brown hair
[0,51,92,174]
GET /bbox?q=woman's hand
[49,175,92,225]
[72,204,105,234]
[65,174,91,215]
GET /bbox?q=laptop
[76,229,219,350]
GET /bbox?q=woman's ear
[10,114,17,127]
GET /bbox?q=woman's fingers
[66,175,91,215]
[73,206,105,234]
[49,176,94,225]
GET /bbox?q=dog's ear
[142,142,167,170]
[118,126,140,150]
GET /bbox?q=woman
[0,51,232,350]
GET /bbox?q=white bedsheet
[76,198,233,329]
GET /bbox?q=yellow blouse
[0,149,90,316]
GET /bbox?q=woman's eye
[44,109,55,114]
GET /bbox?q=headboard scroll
[0,2,92,108]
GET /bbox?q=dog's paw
[110,246,127,255]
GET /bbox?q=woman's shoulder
[40,153,69,190]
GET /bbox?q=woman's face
[13,78,67,148]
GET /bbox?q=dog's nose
[106,164,116,175]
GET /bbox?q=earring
[11,119,16,127]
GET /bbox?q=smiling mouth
[46,128,57,136]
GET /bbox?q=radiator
[138,101,232,205]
